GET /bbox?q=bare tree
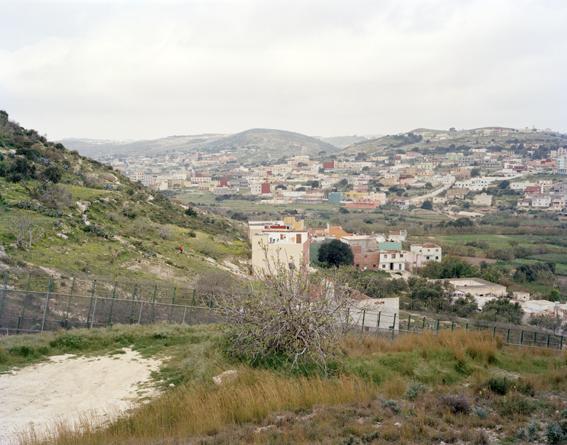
[15,216,37,250]
[216,252,354,375]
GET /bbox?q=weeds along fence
[347,307,566,350]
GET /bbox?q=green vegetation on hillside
[0,111,248,287]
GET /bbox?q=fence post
[534,332,537,346]
[90,282,99,329]
[182,306,188,324]
[435,319,440,333]
[0,272,8,323]
[18,274,32,333]
[546,334,551,348]
[86,280,97,328]
[40,277,53,332]
[465,322,468,331]
[506,328,511,344]
[151,284,157,323]
[407,314,411,332]
[376,311,381,335]
[520,329,524,345]
[391,312,397,339]
[451,321,455,331]
[129,285,138,324]
[106,283,116,326]
[422,316,426,330]
[361,309,366,333]
[492,326,496,338]
[168,287,177,323]
[63,277,75,329]
[137,300,144,325]
[560,336,564,350]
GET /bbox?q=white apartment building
[454,177,494,191]
[409,243,442,270]
[378,250,406,272]
[251,229,310,276]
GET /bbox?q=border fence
[0,288,220,334]
[0,273,564,350]
[348,307,565,350]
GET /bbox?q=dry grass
[20,368,376,445]
[342,329,500,364]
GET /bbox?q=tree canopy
[317,240,354,268]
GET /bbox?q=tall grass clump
[342,330,499,365]
[20,370,375,445]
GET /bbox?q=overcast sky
[0,0,566,140]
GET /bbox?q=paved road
[408,175,456,204]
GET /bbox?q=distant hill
[0,111,247,287]
[199,128,340,163]
[64,128,340,163]
[62,134,226,159]
[343,127,567,155]
[318,135,369,148]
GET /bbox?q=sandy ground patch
[0,348,161,445]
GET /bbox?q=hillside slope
[344,126,567,155]
[0,111,248,287]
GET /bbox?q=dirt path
[0,348,161,445]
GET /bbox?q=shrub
[33,183,73,209]
[41,165,62,183]
[382,399,401,414]
[218,265,354,375]
[185,207,197,217]
[49,334,89,350]
[487,376,512,395]
[405,382,426,401]
[440,394,471,415]
[6,157,36,182]
[496,394,536,416]
[473,406,489,419]
[517,421,539,442]
[546,422,566,445]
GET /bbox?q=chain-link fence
[0,277,564,350]
[0,288,220,334]
[348,307,565,349]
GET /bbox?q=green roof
[378,241,402,251]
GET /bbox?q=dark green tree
[318,239,354,268]
[42,165,62,183]
[478,298,523,324]
[421,200,433,210]
[420,256,478,279]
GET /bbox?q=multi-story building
[250,226,310,276]
[378,248,406,272]
[408,243,442,270]
[341,235,380,270]
[555,148,567,175]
